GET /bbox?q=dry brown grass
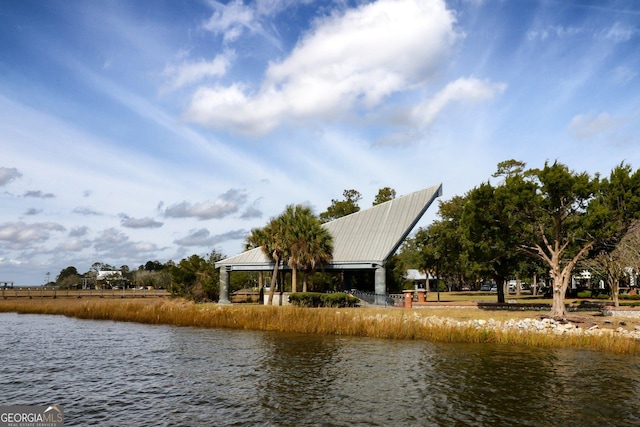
[1,298,638,355]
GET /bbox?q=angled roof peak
[216,183,442,270]
[323,183,442,264]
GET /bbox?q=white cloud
[0,222,66,250]
[186,0,459,134]
[600,22,637,43]
[527,25,582,42]
[56,238,92,252]
[162,51,235,92]
[568,112,624,140]
[411,77,506,128]
[203,0,261,43]
[613,66,637,85]
[164,189,248,220]
[92,228,159,258]
[119,215,164,229]
[69,226,89,237]
[174,228,247,247]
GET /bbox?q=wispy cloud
[24,208,42,216]
[174,228,247,247]
[0,222,66,249]
[162,51,235,92]
[0,167,22,186]
[93,228,158,257]
[164,189,248,220]
[73,207,103,216]
[119,214,163,229]
[23,190,55,198]
[69,226,89,237]
[203,0,282,47]
[568,112,623,139]
[599,22,637,43]
[411,77,506,128]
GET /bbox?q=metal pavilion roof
[215,183,442,271]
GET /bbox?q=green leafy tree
[373,187,396,205]
[512,161,640,319]
[167,250,224,302]
[461,169,536,302]
[411,197,473,298]
[56,266,78,283]
[56,266,81,289]
[320,189,361,222]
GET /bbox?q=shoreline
[1,298,638,355]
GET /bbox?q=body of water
[1,312,639,426]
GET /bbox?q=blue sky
[1,0,639,285]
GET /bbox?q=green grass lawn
[424,291,552,304]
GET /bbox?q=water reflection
[1,313,639,426]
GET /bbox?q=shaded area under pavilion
[215,183,443,305]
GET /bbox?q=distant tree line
[52,164,640,320]
[51,187,403,303]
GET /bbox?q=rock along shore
[414,314,640,339]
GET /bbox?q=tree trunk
[548,280,567,320]
[302,272,308,293]
[496,278,505,303]
[267,258,279,305]
[548,264,570,320]
[291,267,297,293]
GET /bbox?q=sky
[1,0,639,285]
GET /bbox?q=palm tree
[246,218,287,305]
[297,218,333,292]
[247,205,333,303]
[284,205,333,293]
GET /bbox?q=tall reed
[1,298,638,354]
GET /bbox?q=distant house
[96,270,124,289]
[405,269,428,289]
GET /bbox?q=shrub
[595,293,610,299]
[289,292,359,308]
[321,292,360,307]
[577,290,592,298]
[288,292,323,307]
[620,294,640,300]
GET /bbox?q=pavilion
[215,183,443,305]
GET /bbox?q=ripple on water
[1,313,639,426]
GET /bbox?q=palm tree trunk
[267,257,279,305]
[291,267,298,293]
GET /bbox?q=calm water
[1,313,639,426]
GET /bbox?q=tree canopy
[405,160,640,319]
[319,189,361,222]
[247,204,333,304]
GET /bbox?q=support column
[374,265,386,306]
[218,267,231,305]
[403,290,414,308]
